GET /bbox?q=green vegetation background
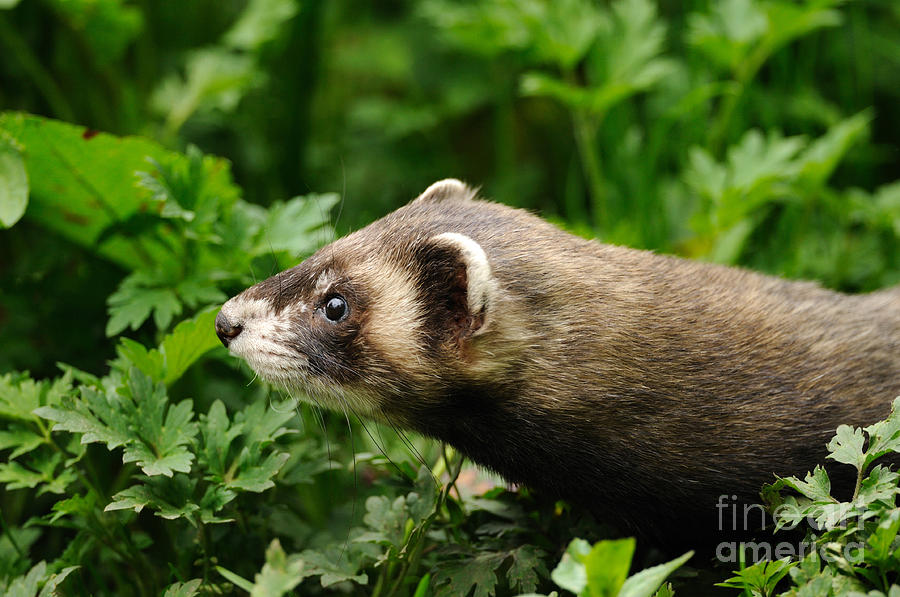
[0,0,898,595]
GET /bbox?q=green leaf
[115,309,222,385]
[249,539,311,597]
[223,0,299,51]
[153,49,259,135]
[0,113,170,269]
[261,193,340,257]
[36,368,197,477]
[227,448,290,492]
[618,551,692,597]
[865,509,900,566]
[107,271,182,336]
[0,132,28,228]
[0,371,73,422]
[778,466,834,503]
[0,427,45,460]
[160,308,222,385]
[827,425,867,470]
[162,580,203,597]
[296,547,369,587]
[583,538,636,597]
[864,397,900,468]
[506,545,548,595]
[199,400,244,477]
[433,550,505,597]
[550,538,591,595]
[105,475,200,521]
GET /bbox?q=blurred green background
[1,0,900,594]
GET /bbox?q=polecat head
[216,180,517,425]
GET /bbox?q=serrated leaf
[778,466,834,503]
[107,273,182,336]
[36,369,197,477]
[0,131,28,228]
[261,193,340,257]
[0,427,45,460]
[506,545,548,594]
[433,551,505,597]
[296,547,369,587]
[105,475,200,521]
[864,397,900,468]
[200,400,244,477]
[827,425,867,470]
[228,449,290,492]
[162,579,203,597]
[1,371,73,422]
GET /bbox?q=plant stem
[708,41,773,157]
[564,70,607,232]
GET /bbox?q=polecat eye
[324,295,348,322]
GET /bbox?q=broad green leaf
[619,551,692,597]
[3,561,77,597]
[865,509,900,566]
[0,113,170,269]
[250,539,311,597]
[160,308,222,385]
[584,538,636,597]
[550,538,591,595]
[0,132,27,228]
[687,0,767,71]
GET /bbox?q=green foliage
[541,537,691,597]
[1,0,899,595]
[716,397,900,596]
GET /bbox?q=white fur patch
[432,232,495,320]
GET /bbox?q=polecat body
[216,180,900,545]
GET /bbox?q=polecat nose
[215,310,243,347]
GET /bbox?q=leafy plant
[718,397,900,596]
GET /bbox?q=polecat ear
[414,232,497,344]
[413,179,477,203]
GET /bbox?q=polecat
[216,179,900,546]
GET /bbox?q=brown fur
[218,180,900,547]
